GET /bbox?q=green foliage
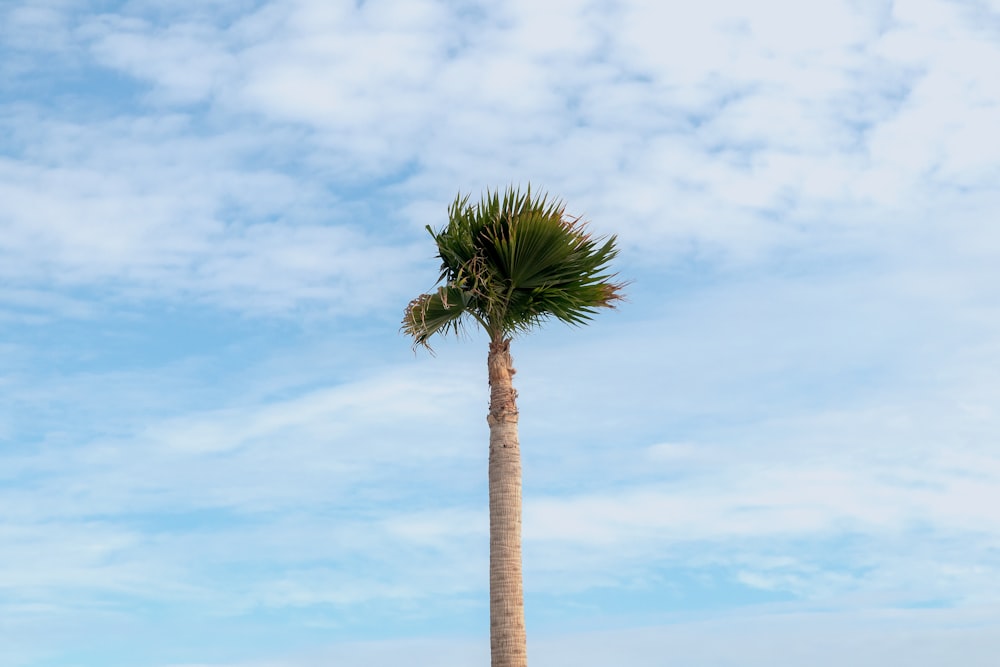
[403,186,626,348]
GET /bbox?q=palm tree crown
[403,186,626,346]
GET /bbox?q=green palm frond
[402,286,480,349]
[403,185,626,348]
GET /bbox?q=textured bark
[487,338,527,667]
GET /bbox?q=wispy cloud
[0,108,422,313]
[4,0,998,309]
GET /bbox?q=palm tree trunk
[487,338,527,667]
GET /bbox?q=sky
[1,0,999,665]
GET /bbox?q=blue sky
[2,0,999,665]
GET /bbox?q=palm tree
[402,186,625,667]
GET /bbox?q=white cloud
[85,15,239,105]
[4,259,997,614]
[0,0,76,56]
[80,606,1000,667]
[0,110,422,313]
[2,0,995,305]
